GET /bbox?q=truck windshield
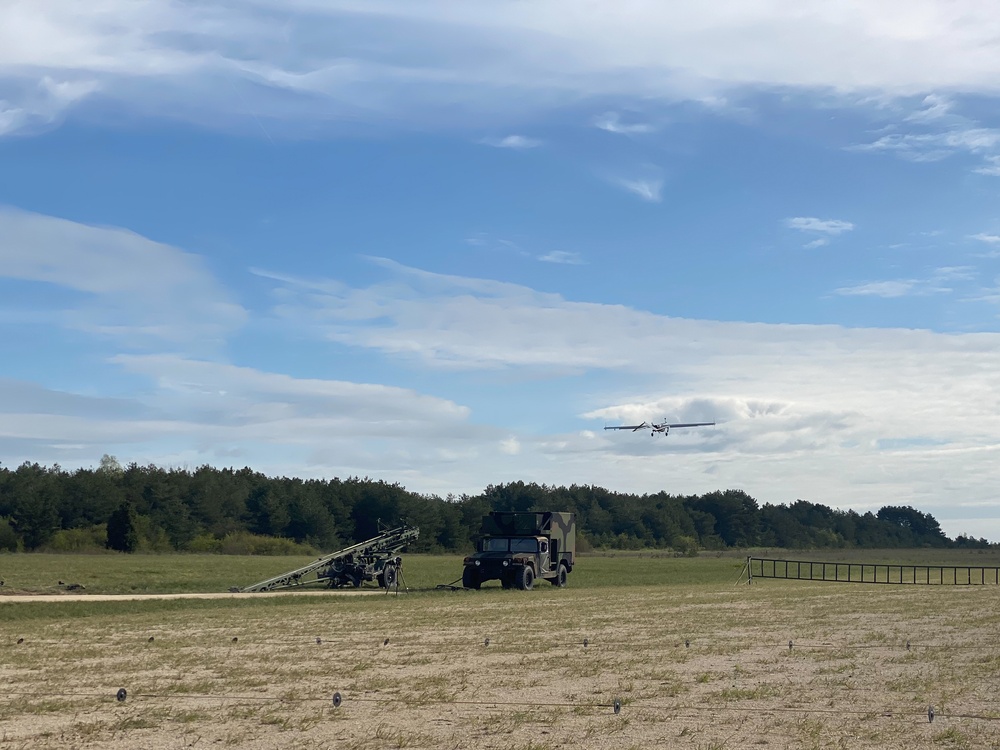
[482,538,509,552]
[510,538,539,553]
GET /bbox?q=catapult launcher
[232,523,419,593]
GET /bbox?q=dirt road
[0,589,381,603]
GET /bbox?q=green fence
[747,557,1000,585]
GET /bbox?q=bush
[217,531,317,556]
[44,526,108,552]
[185,534,223,554]
[672,535,701,557]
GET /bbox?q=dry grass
[2,563,1000,748]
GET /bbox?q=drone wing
[604,422,649,432]
[664,422,715,428]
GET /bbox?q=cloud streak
[594,111,655,134]
[0,206,246,346]
[538,250,584,265]
[615,177,662,202]
[480,134,542,149]
[5,1,1000,136]
[785,217,855,235]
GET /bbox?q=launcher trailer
[231,523,419,592]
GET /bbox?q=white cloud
[877,128,1000,156]
[851,109,1000,172]
[803,238,829,249]
[594,111,654,134]
[481,134,542,149]
[834,266,978,299]
[5,1,1000,136]
[538,250,584,265]
[0,76,100,136]
[0,355,481,494]
[257,260,990,399]
[834,267,965,297]
[971,233,1000,244]
[974,156,1000,176]
[615,177,662,202]
[934,266,975,282]
[904,94,953,123]
[500,437,521,455]
[834,280,919,298]
[0,207,246,345]
[785,217,855,235]
[110,354,471,428]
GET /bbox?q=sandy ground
[2,584,1000,749]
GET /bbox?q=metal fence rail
[747,556,1000,585]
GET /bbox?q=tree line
[0,458,990,554]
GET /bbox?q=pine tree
[106,500,140,553]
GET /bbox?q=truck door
[539,538,550,575]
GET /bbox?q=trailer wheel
[551,563,568,587]
[462,566,481,590]
[517,565,534,591]
[379,563,397,589]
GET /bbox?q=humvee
[462,511,575,590]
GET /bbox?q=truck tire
[551,563,568,587]
[517,565,534,591]
[462,566,481,590]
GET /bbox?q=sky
[3,1,1000,541]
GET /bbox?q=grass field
[2,550,1000,748]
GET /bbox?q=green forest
[0,457,991,554]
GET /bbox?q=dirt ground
[2,583,1000,749]
[0,590,378,603]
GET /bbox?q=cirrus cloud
[4,1,1000,136]
[785,217,855,235]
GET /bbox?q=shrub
[185,534,223,554]
[45,526,108,552]
[217,531,316,556]
[672,535,701,557]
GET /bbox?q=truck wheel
[462,566,481,590]
[517,565,534,591]
[551,563,568,587]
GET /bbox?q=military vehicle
[462,511,575,590]
[231,523,419,592]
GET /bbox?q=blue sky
[3,1,1000,539]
